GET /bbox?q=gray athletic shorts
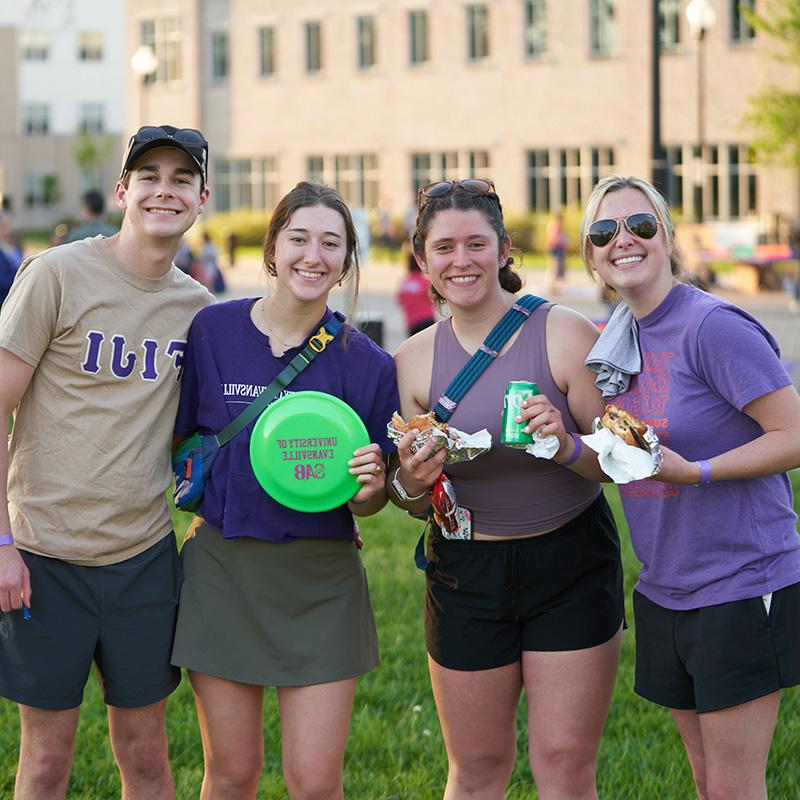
[172,521,380,686]
[0,533,182,710]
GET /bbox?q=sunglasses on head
[129,126,207,148]
[587,213,660,248]
[417,178,497,210]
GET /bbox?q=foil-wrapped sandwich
[387,411,491,465]
[580,404,662,483]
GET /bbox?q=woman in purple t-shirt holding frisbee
[578,174,800,798]
[171,182,398,798]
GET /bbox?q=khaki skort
[171,521,379,686]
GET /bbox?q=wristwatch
[391,467,429,502]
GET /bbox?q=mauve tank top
[428,303,600,535]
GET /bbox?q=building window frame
[307,153,379,208]
[409,150,491,195]
[78,103,105,135]
[259,26,276,76]
[409,9,429,65]
[20,29,50,60]
[356,15,377,70]
[526,146,615,211]
[590,0,616,56]
[523,0,547,58]
[77,30,104,61]
[23,103,49,136]
[658,0,681,49]
[210,30,229,82]
[305,20,323,74]
[730,0,756,43]
[214,157,280,213]
[140,17,183,85]
[466,4,490,61]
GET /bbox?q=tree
[72,132,113,190]
[743,0,800,167]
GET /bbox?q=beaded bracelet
[695,460,712,485]
[0,532,14,547]
[559,432,583,467]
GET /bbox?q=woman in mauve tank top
[388,179,625,799]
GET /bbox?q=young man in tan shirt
[0,125,213,800]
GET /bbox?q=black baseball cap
[120,125,208,188]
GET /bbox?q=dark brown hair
[412,185,523,304]
[262,181,360,303]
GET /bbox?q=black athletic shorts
[425,493,625,671]
[0,533,182,710]
[633,582,800,713]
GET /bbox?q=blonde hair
[580,174,685,280]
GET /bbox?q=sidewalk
[221,256,800,387]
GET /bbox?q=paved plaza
[222,257,800,388]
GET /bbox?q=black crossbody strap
[215,311,346,447]
[433,294,546,422]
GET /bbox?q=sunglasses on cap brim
[587,213,660,248]
[417,178,497,209]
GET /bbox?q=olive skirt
[171,521,380,686]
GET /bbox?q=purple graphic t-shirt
[614,283,800,610]
[175,299,399,543]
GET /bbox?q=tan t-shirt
[0,236,213,565]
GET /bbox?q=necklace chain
[259,299,305,350]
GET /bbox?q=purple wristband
[696,460,712,485]
[560,432,583,467]
[0,532,14,547]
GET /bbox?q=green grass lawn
[1,476,799,798]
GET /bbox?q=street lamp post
[685,0,716,224]
[130,45,159,127]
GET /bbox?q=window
[306,154,379,208]
[24,171,59,207]
[523,0,547,57]
[305,21,323,73]
[409,10,429,65]
[467,4,490,61]
[77,31,104,60]
[214,158,280,212]
[20,29,50,60]
[526,147,615,211]
[666,143,756,219]
[658,0,681,48]
[23,104,49,135]
[211,31,229,81]
[590,0,616,55]
[409,151,490,194]
[357,16,377,69]
[259,26,276,76]
[730,0,755,42]
[140,18,182,84]
[78,103,104,135]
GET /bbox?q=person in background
[194,231,226,293]
[396,244,436,337]
[389,178,624,799]
[0,212,22,308]
[0,124,213,800]
[579,174,800,800]
[544,211,568,296]
[64,189,119,243]
[171,181,398,800]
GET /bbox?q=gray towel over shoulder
[584,303,641,398]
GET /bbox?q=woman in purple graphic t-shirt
[171,182,399,799]
[581,174,800,799]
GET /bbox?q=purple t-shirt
[175,299,399,543]
[614,283,800,610]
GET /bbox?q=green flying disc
[249,391,370,512]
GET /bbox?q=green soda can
[501,380,539,448]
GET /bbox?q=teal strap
[215,311,346,447]
[433,295,546,422]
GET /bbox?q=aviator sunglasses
[587,213,660,248]
[129,125,207,148]
[417,178,497,210]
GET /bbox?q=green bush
[203,209,270,248]
[505,207,584,256]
